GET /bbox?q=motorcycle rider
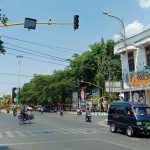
[60,108,63,115]
[20,105,26,120]
[85,108,91,119]
[13,107,17,116]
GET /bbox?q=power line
[4,42,67,61]
[5,46,68,63]
[6,52,67,66]
[0,34,84,53]
[0,72,33,77]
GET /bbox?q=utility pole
[16,55,23,105]
[108,55,111,104]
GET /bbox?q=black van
[108,101,150,137]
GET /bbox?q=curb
[99,119,109,127]
[67,112,108,116]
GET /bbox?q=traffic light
[74,15,79,31]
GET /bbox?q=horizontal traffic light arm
[0,21,73,27]
[78,79,104,98]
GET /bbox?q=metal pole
[108,55,111,104]
[102,12,132,101]
[16,56,23,104]
[0,21,73,27]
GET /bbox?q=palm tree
[3,94,11,106]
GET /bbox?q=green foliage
[20,38,122,105]
[0,9,9,25]
[0,37,6,54]
[0,9,8,54]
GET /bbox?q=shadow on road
[0,146,15,150]
[114,130,150,138]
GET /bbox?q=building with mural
[114,29,150,106]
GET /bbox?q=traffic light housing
[74,15,79,31]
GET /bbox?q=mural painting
[124,90,146,103]
[123,69,150,89]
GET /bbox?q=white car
[26,107,33,111]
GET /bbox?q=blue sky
[0,0,150,96]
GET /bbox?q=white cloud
[113,34,121,41]
[126,20,144,37]
[113,20,150,41]
[138,0,150,8]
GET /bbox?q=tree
[0,9,8,54]
[68,38,122,100]
[2,94,11,104]
[0,9,9,24]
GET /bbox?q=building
[114,29,150,106]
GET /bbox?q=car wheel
[110,123,116,133]
[126,126,134,137]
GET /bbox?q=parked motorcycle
[85,113,91,122]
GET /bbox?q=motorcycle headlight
[136,122,142,125]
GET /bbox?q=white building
[114,29,150,106]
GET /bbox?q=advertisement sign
[92,88,100,106]
[124,90,146,103]
[72,92,78,108]
[123,69,150,89]
[80,89,86,110]
[80,89,86,101]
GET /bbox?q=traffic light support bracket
[0,21,73,27]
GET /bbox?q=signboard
[92,88,100,106]
[105,81,122,93]
[124,90,146,103]
[72,92,78,108]
[80,89,86,101]
[123,69,150,89]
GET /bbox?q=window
[128,52,135,71]
[109,106,116,114]
[116,106,125,115]
[126,107,134,116]
[145,46,150,67]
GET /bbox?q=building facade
[114,29,150,106]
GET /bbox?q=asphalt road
[0,111,150,150]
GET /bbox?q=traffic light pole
[0,21,73,27]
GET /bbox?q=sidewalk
[0,109,13,114]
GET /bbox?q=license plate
[147,126,150,130]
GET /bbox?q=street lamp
[102,11,132,101]
[16,55,23,104]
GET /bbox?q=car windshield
[133,107,150,116]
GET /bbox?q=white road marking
[5,131,15,137]
[84,128,107,133]
[25,130,37,136]
[0,138,142,150]
[15,131,26,137]
[61,128,80,134]
[130,138,141,140]
[99,120,109,127]
[75,128,90,134]
[0,133,3,138]
[43,129,58,135]
[53,129,70,134]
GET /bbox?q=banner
[72,92,78,108]
[92,88,100,106]
[80,89,86,101]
